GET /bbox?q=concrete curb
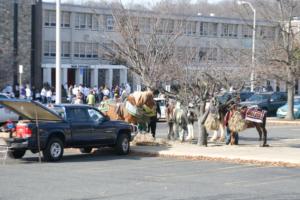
[267,120,300,126]
[130,150,300,168]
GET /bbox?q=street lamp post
[55,0,62,104]
[237,0,256,92]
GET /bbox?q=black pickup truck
[0,99,136,162]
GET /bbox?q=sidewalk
[267,117,300,126]
[131,118,300,167]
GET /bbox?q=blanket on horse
[245,107,267,123]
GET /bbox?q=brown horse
[104,91,156,125]
[228,107,268,147]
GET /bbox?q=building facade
[1,1,298,93]
[0,0,42,89]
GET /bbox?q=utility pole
[55,0,61,104]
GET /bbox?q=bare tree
[252,0,300,120]
[98,5,184,90]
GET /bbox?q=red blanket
[245,108,266,123]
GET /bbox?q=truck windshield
[51,107,66,119]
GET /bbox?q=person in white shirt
[25,85,32,100]
[40,87,47,104]
[46,88,52,104]
[102,86,110,97]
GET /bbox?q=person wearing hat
[224,103,239,145]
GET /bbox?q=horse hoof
[260,144,270,147]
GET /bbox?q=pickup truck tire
[43,137,64,162]
[80,147,93,154]
[115,134,130,155]
[8,149,26,159]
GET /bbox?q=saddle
[245,107,267,123]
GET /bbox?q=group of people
[165,100,197,142]
[67,83,131,106]
[163,97,240,145]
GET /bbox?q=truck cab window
[87,109,104,122]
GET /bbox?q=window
[139,17,151,33]
[184,21,197,35]
[86,14,92,29]
[200,22,217,36]
[44,41,50,56]
[61,42,70,57]
[86,43,93,58]
[207,48,218,61]
[44,10,56,27]
[67,108,90,122]
[87,109,104,122]
[80,42,86,58]
[221,24,238,38]
[260,26,275,39]
[61,12,70,28]
[50,41,55,56]
[74,42,80,57]
[73,42,98,59]
[92,15,99,30]
[106,15,114,31]
[75,13,86,29]
[242,25,253,38]
[92,43,98,58]
[44,41,70,57]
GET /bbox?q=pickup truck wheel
[43,137,64,162]
[8,149,26,159]
[80,147,92,154]
[115,134,130,155]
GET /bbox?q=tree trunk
[197,102,207,146]
[285,69,295,120]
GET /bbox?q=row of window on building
[44,40,258,64]
[44,10,275,39]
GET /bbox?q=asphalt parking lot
[1,148,300,200]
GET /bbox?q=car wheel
[43,137,64,162]
[80,147,93,154]
[8,149,26,159]
[115,134,130,155]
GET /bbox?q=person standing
[186,107,196,141]
[46,87,52,104]
[40,86,47,104]
[166,100,175,140]
[25,85,32,100]
[86,91,96,106]
[148,100,161,138]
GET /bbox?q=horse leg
[255,124,262,141]
[210,130,218,142]
[219,124,225,142]
[261,125,269,147]
[230,131,235,145]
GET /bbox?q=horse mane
[132,91,154,107]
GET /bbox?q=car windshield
[294,98,300,104]
[247,94,270,101]
[155,100,165,107]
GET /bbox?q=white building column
[62,68,68,85]
[280,81,286,92]
[43,68,52,86]
[105,68,113,89]
[75,68,83,85]
[271,80,277,92]
[91,68,98,87]
[119,69,127,85]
